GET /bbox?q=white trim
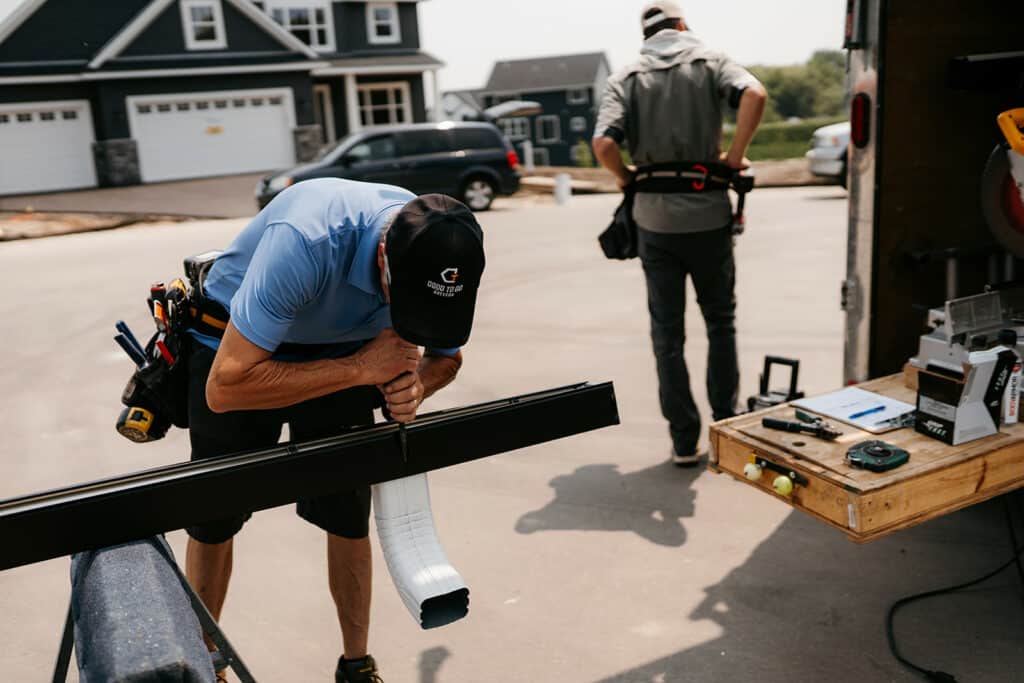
[569,115,587,133]
[313,83,336,142]
[0,0,46,46]
[344,73,361,134]
[0,61,328,85]
[498,117,529,140]
[0,74,84,85]
[79,61,327,82]
[313,63,436,76]
[366,2,401,45]
[88,0,318,69]
[90,0,176,69]
[181,0,228,50]
[536,115,560,143]
[429,68,442,122]
[0,98,92,114]
[265,1,336,53]
[356,80,412,127]
[225,0,320,58]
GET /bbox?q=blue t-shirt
[194,178,457,359]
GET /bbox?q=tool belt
[633,162,735,194]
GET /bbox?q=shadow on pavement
[418,646,450,683]
[591,499,1024,683]
[805,190,848,201]
[515,462,703,547]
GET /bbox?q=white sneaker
[671,450,701,467]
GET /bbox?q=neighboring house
[441,88,484,122]
[0,0,442,195]
[477,52,609,167]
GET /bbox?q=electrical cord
[886,495,1024,682]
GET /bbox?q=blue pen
[848,405,885,420]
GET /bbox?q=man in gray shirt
[593,1,766,465]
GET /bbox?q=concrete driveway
[0,172,267,218]
[0,187,1020,682]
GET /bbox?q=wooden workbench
[709,374,1024,542]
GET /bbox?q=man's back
[596,30,759,232]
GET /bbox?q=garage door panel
[130,90,296,183]
[0,103,97,196]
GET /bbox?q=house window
[532,147,550,167]
[62,110,78,120]
[536,115,561,143]
[180,0,227,50]
[268,2,335,51]
[39,111,56,121]
[570,116,587,133]
[567,88,589,105]
[367,2,401,45]
[357,82,412,126]
[16,113,32,122]
[498,117,530,140]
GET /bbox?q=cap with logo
[386,194,485,349]
[641,1,684,28]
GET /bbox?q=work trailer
[841,0,1023,383]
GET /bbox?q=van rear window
[451,128,502,150]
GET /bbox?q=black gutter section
[0,382,618,571]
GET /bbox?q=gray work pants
[638,225,739,455]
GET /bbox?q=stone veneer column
[92,139,141,187]
[292,124,324,162]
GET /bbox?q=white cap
[641,1,684,29]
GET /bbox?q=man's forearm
[593,137,632,187]
[208,354,369,412]
[726,85,767,165]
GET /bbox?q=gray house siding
[334,1,419,53]
[0,0,147,61]
[122,1,291,57]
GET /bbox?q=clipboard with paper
[792,387,916,434]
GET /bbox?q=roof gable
[484,52,610,93]
[88,0,317,69]
[0,0,150,62]
[117,0,293,60]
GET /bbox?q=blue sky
[0,0,846,90]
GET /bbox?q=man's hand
[617,165,637,190]
[720,151,751,170]
[380,371,424,423]
[355,329,421,386]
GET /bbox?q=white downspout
[372,473,469,629]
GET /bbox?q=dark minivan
[256,121,520,211]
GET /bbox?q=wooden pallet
[708,375,1024,542]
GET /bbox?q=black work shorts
[185,343,378,544]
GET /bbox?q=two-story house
[0,0,442,195]
[476,52,609,167]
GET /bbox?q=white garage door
[129,89,296,183]
[0,100,97,196]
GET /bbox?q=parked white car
[806,121,850,187]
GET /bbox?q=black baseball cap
[386,194,485,348]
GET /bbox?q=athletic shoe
[671,450,701,467]
[336,655,383,683]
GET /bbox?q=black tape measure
[845,440,910,472]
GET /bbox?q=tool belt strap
[189,298,230,339]
[633,162,732,194]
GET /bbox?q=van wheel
[461,177,496,211]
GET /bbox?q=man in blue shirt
[184,178,485,683]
